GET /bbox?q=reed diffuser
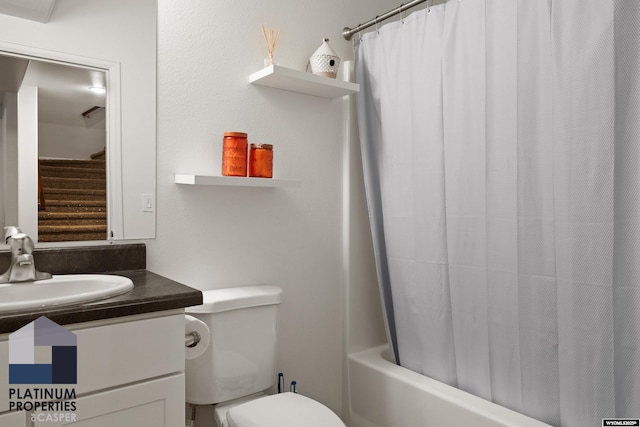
[261,24,280,67]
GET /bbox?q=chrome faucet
[0,226,52,283]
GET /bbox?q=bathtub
[347,345,551,427]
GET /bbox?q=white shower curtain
[355,0,640,425]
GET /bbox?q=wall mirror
[0,0,156,248]
[1,51,113,243]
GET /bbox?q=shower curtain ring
[375,15,380,34]
[428,0,433,13]
[399,4,405,23]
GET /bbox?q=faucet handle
[4,226,22,243]
[8,233,33,254]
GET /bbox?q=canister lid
[223,132,248,138]
[250,143,273,150]
[186,285,282,314]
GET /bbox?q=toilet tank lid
[187,285,283,314]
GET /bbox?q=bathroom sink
[0,274,134,313]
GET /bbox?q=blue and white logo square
[9,316,77,385]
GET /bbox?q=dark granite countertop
[0,269,203,335]
[0,243,203,335]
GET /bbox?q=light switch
[142,193,153,212]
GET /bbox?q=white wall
[0,101,3,229]
[38,122,105,160]
[148,0,395,421]
[0,93,17,227]
[17,85,38,237]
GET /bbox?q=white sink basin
[0,274,134,313]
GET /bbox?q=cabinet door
[0,411,27,426]
[73,313,185,396]
[33,374,184,427]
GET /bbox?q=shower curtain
[355,0,640,425]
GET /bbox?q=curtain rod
[342,0,427,40]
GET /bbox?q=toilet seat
[226,392,345,427]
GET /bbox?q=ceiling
[0,0,106,125]
[0,53,106,126]
[0,0,56,23]
[0,54,27,93]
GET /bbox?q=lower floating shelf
[175,174,301,188]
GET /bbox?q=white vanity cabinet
[0,309,186,427]
[0,340,25,425]
[33,375,184,426]
[0,410,27,426]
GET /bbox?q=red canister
[222,132,248,177]
[249,143,273,178]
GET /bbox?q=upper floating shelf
[249,65,360,99]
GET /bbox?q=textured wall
[149,0,395,420]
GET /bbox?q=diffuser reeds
[261,24,280,67]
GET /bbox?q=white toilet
[185,285,345,427]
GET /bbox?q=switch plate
[142,193,153,212]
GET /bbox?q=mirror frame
[0,43,123,244]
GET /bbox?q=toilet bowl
[185,286,345,427]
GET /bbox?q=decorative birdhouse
[310,38,341,79]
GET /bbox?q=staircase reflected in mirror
[37,149,107,242]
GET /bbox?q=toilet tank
[185,285,282,405]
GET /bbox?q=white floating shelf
[249,64,359,99]
[175,174,301,188]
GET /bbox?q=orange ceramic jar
[249,143,273,178]
[222,132,248,177]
